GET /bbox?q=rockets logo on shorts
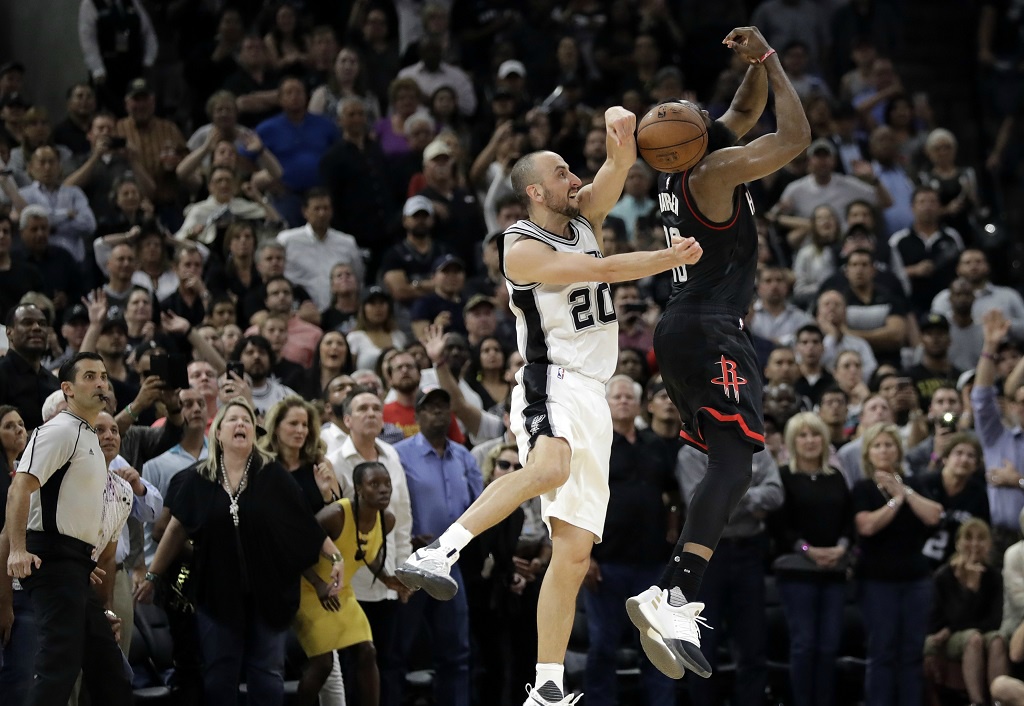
[711,356,746,402]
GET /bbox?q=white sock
[438,523,474,553]
[535,663,564,695]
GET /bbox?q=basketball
[637,102,708,173]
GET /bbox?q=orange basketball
[636,102,708,173]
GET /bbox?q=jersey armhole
[500,233,552,290]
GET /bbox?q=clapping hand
[982,309,1011,347]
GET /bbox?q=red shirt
[383,400,465,444]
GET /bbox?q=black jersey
[658,170,759,314]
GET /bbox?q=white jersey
[501,216,619,384]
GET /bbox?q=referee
[4,352,132,705]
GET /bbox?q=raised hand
[85,289,108,325]
[722,26,772,65]
[982,308,1011,346]
[604,106,637,147]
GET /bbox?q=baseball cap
[918,312,950,332]
[422,138,452,164]
[432,254,465,272]
[62,303,88,326]
[362,285,391,303]
[402,195,434,217]
[415,385,451,411]
[125,78,153,98]
[0,93,29,110]
[0,61,25,78]
[100,312,128,334]
[463,294,496,315]
[497,60,527,80]
[807,138,836,157]
[956,369,975,392]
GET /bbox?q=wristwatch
[1017,477,1024,491]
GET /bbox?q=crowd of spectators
[1,0,1024,705]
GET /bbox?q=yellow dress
[292,498,383,656]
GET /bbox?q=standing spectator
[749,265,813,345]
[78,0,158,112]
[794,324,836,406]
[612,282,654,355]
[115,79,185,188]
[815,288,878,381]
[416,138,486,269]
[678,447,784,706]
[227,335,297,418]
[224,36,280,129]
[321,263,361,334]
[0,304,60,431]
[0,405,29,704]
[308,46,383,125]
[906,315,961,407]
[11,207,83,314]
[918,128,982,244]
[255,78,338,228]
[769,412,852,706]
[0,212,43,317]
[749,0,828,71]
[159,245,207,327]
[410,255,467,340]
[972,310,1024,560]
[942,277,986,373]
[5,351,132,705]
[373,78,425,157]
[137,397,341,706]
[319,97,395,258]
[382,350,462,443]
[240,241,319,328]
[925,519,1008,706]
[277,188,364,310]
[172,166,275,247]
[397,38,476,118]
[327,386,414,706]
[867,125,916,236]
[380,196,445,306]
[792,204,839,307]
[889,187,964,313]
[246,276,323,368]
[584,376,677,706]
[931,249,1024,342]
[853,422,943,706]
[393,387,481,706]
[832,250,908,367]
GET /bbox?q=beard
[544,191,580,219]
[705,120,738,155]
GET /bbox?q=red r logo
[711,356,747,402]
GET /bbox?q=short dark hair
[911,185,939,203]
[264,275,293,295]
[5,303,46,328]
[342,385,379,416]
[796,324,824,342]
[59,351,104,385]
[819,384,848,402]
[303,187,331,206]
[844,248,874,263]
[510,152,539,207]
[230,334,272,362]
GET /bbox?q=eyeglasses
[495,459,522,471]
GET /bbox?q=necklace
[220,453,252,527]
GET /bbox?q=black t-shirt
[794,369,837,407]
[918,471,991,568]
[0,257,45,317]
[167,457,324,629]
[593,428,678,565]
[929,563,1003,634]
[289,463,327,513]
[904,363,962,410]
[0,351,60,431]
[410,293,466,334]
[852,476,935,581]
[224,69,281,128]
[379,239,446,284]
[770,465,853,553]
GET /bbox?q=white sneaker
[395,545,459,600]
[522,683,582,705]
[626,586,686,679]
[627,586,713,678]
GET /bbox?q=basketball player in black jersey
[625,26,811,681]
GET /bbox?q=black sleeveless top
[658,170,759,315]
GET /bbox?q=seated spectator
[750,265,813,345]
[7,106,75,181]
[345,287,407,373]
[52,83,97,157]
[818,385,852,449]
[0,302,59,430]
[320,262,360,335]
[906,314,962,406]
[925,519,1007,706]
[918,128,981,244]
[792,204,840,307]
[115,79,186,200]
[246,276,323,368]
[256,313,305,388]
[309,46,383,125]
[830,250,908,367]
[853,422,943,706]
[918,433,990,568]
[262,4,307,72]
[14,205,84,313]
[833,349,872,419]
[277,187,364,311]
[853,57,904,129]
[410,254,466,340]
[794,324,836,406]
[90,175,155,241]
[11,145,96,264]
[416,137,486,269]
[159,244,208,328]
[770,412,852,706]
[373,77,424,157]
[889,186,964,313]
[174,166,278,248]
[64,113,155,222]
[905,385,969,476]
[291,330,354,402]
[613,281,654,355]
[380,195,446,305]
[0,210,43,316]
[816,287,879,381]
[224,35,280,129]
[866,125,916,236]
[932,249,1024,342]
[837,394,896,487]
[239,240,319,327]
[255,77,338,228]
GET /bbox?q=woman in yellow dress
[294,460,409,705]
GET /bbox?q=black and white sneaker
[395,545,459,600]
[522,682,581,705]
[626,585,712,678]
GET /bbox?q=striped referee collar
[59,408,97,432]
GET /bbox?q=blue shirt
[256,112,338,192]
[395,433,483,539]
[141,440,208,563]
[971,384,1024,530]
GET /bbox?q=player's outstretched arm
[696,27,811,189]
[577,106,637,229]
[718,61,768,140]
[505,235,702,287]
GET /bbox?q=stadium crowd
[1,1,1024,705]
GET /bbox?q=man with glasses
[0,304,59,430]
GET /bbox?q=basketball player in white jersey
[396,106,703,706]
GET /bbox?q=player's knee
[529,460,570,494]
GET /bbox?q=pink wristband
[759,48,776,63]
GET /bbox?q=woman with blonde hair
[853,422,943,706]
[770,412,852,706]
[925,518,1007,706]
[138,397,342,706]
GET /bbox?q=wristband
[758,48,776,64]
[980,351,996,361]
[886,498,898,509]
[800,544,809,553]
[125,403,140,422]
[329,553,342,565]
[144,571,160,583]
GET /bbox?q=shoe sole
[395,565,458,601]
[625,596,685,680]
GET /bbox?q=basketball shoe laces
[524,684,582,705]
[412,545,457,574]
[666,601,713,647]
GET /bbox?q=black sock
[671,553,708,603]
